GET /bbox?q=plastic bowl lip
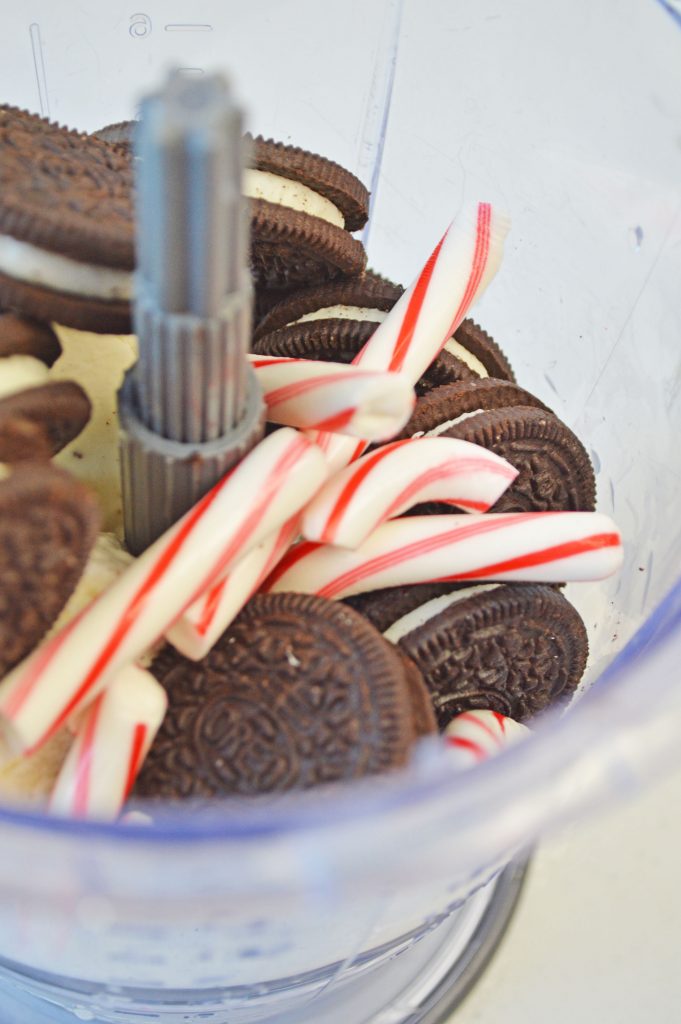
[0,575,679,847]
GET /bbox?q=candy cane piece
[177,203,510,652]
[48,665,167,820]
[355,203,509,377]
[248,355,415,440]
[166,515,300,661]
[264,512,623,599]
[0,428,328,756]
[301,437,518,549]
[309,201,510,471]
[444,710,530,767]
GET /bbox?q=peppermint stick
[309,202,510,471]
[302,437,518,548]
[265,512,623,599]
[48,665,167,820]
[166,516,300,661]
[170,202,510,653]
[444,710,530,767]
[249,355,414,439]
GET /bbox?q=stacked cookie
[0,312,91,464]
[0,104,619,818]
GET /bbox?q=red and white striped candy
[0,428,328,756]
[264,511,623,599]
[248,354,415,440]
[203,203,509,652]
[444,710,530,766]
[166,516,300,661]
[309,201,510,471]
[354,203,508,377]
[48,665,167,820]
[301,437,518,549]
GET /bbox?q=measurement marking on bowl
[164,23,213,31]
[29,23,50,118]
[179,68,205,75]
[129,12,152,37]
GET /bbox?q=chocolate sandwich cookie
[253,271,400,341]
[92,121,136,149]
[254,284,295,325]
[0,312,61,365]
[251,276,474,394]
[393,378,596,512]
[90,125,368,294]
[247,136,369,290]
[398,649,438,738]
[346,581,473,635]
[254,313,467,397]
[135,592,429,800]
[362,582,589,728]
[450,319,515,382]
[0,381,91,463]
[252,275,514,393]
[0,462,100,679]
[0,107,134,333]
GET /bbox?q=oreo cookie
[92,121,136,149]
[450,319,515,382]
[0,381,91,463]
[0,462,100,679]
[254,284,297,325]
[247,136,369,290]
[0,312,61,365]
[135,592,430,799]
[0,107,134,333]
[394,378,596,512]
[359,582,589,728]
[253,272,400,340]
[398,649,438,739]
[90,124,369,294]
[252,275,514,393]
[346,582,472,635]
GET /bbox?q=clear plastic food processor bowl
[1,1,680,1021]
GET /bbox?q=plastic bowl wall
[0,0,680,1020]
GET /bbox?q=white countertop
[448,756,681,1023]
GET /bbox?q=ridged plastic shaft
[120,71,264,554]
[119,372,263,556]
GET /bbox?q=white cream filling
[50,325,139,537]
[290,305,388,327]
[444,337,489,377]
[0,355,50,399]
[0,234,133,301]
[287,307,487,383]
[0,169,344,304]
[244,168,345,229]
[410,409,486,440]
[383,584,501,644]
